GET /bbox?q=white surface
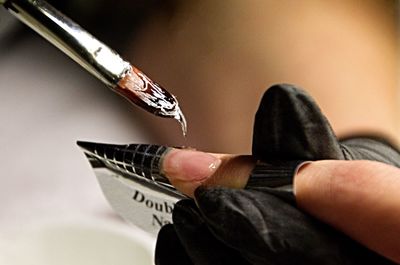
[0,218,155,265]
[0,11,157,264]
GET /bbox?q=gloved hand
[155,84,400,265]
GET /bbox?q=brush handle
[3,0,130,87]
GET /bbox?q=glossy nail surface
[162,149,221,182]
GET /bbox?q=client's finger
[161,149,255,197]
[294,160,400,263]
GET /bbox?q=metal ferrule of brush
[2,0,130,87]
[77,141,183,197]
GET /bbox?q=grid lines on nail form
[78,142,177,192]
[76,141,182,197]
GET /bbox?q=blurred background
[0,0,399,264]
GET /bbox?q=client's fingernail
[162,149,221,181]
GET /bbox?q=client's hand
[162,150,400,263]
[162,150,255,197]
[155,85,400,264]
[296,160,400,263]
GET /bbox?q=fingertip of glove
[253,84,343,161]
[156,224,177,245]
[173,199,203,226]
[194,185,207,199]
[265,83,302,95]
[175,198,196,209]
[194,186,228,212]
[260,84,305,108]
[194,186,213,206]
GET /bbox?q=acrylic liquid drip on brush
[114,66,187,136]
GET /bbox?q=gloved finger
[252,84,343,161]
[194,186,395,265]
[172,199,251,265]
[295,160,400,263]
[340,136,400,166]
[194,186,343,265]
[155,224,193,265]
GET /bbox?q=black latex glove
[155,84,400,265]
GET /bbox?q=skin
[162,149,254,197]
[295,160,400,263]
[161,150,400,263]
